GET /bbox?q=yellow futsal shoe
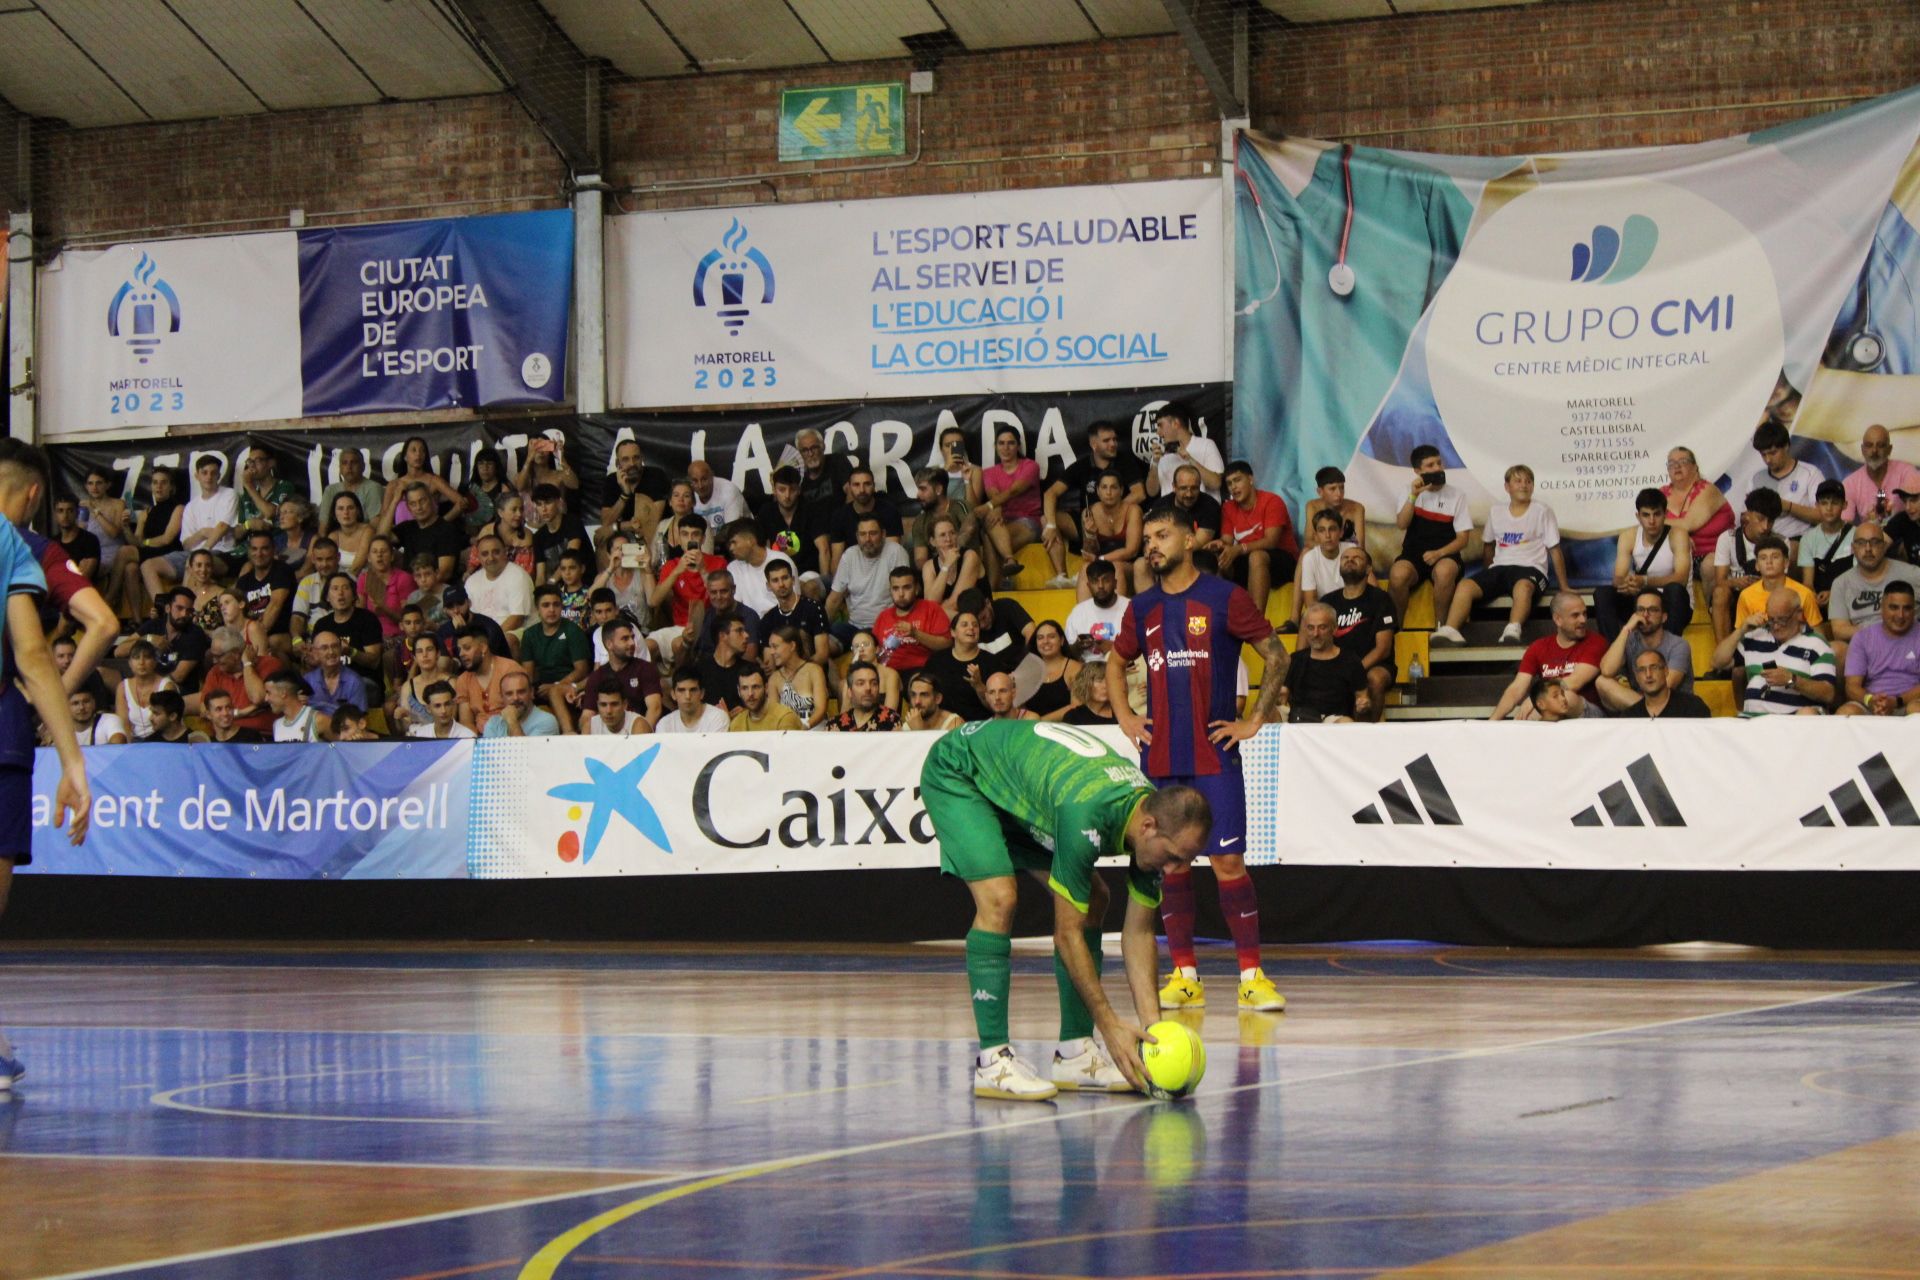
[1158,971,1205,1009]
[1237,969,1286,1012]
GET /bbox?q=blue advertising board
[298,209,572,416]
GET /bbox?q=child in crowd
[1798,479,1853,607]
[1435,463,1569,646]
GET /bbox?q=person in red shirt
[871,566,952,672]
[193,628,283,735]
[1209,461,1298,617]
[1490,591,1608,720]
[650,513,727,630]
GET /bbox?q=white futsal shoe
[1052,1038,1135,1093]
[974,1045,1059,1101]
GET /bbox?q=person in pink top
[1662,445,1733,567]
[973,425,1050,587]
[356,534,418,639]
[1841,424,1920,525]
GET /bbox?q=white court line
[37,978,1908,1280]
[0,1149,679,1178]
[151,1066,499,1126]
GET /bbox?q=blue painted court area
[1,944,1917,1279]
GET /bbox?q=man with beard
[1598,589,1695,697]
[1108,504,1289,1015]
[1328,544,1396,722]
[1596,647,1711,719]
[1827,522,1919,671]
[1065,560,1128,659]
[1490,591,1606,721]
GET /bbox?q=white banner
[39,234,303,436]
[607,179,1226,407]
[1247,719,1920,871]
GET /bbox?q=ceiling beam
[441,0,599,172]
[1159,0,1247,118]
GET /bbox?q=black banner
[46,385,1227,516]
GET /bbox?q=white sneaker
[974,1045,1059,1101]
[1499,622,1525,644]
[1430,625,1466,645]
[1042,575,1077,590]
[1052,1039,1136,1093]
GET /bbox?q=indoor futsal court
[2,939,1918,1279]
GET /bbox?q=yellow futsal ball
[1141,1020,1207,1098]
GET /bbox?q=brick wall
[1254,0,1918,154]
[23,0,1917,242]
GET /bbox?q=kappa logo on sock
[972,989,999,1002]
[1351,754,1461,825]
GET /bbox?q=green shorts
[922,733,1049,883]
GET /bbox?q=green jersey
[922,719,1161,912]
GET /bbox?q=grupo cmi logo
[692,218,776,335]
[1569,215,1659,285]
[107,252,182,364]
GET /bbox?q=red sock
[1217,873,1262,973]
[1159,867,1197,971]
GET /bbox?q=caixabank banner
[37,209,573,437]
[1235,86,1920,579]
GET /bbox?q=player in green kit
[921,719,1212,1100]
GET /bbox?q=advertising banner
[37,209,573,438]
[48,384,1228,517]
[608,179,1226,407]
[1245,719,1920,871]
[19,720,1920,879]
[298,209,573,416]
[39,232,304,434]
[22,741,471,879]
[1234,87,1920,579]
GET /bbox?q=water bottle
[1404,657,1423,707]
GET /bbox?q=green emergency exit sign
[779,83,905,162]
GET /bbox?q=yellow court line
[735,1078,897,1106]
[514,980,1908,1280]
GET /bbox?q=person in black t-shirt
[1327,545,1398,722]
[754,465,829,583]
[528,483,589,585]
[922,608,1007,722]
[1280,603,1370,723]
[1598,647,1713,718]
[1042,419,1147,553]
[598,438,674,556]
[756,559,832,666]
[50,495,102,582]
[794,428,856,528]
[390,482,468,580]
[128,588,211,693]
[825,467,905,573]
[695,615,753,713]
[232,530,298,654]
[203,687,265,743]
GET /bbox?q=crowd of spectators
[11,407,1920,744]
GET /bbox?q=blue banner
[297,209,572,416]
[23,742,471,879]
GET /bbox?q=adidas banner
[1246,719,1920,871]
[37,210,573,438]
[1235,87,1920,582]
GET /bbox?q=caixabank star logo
[545,744,673,864]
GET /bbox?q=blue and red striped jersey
[1113,572,1271,777]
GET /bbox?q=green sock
[966,927,1013,1050]
[1055,926,1103,1043]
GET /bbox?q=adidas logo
[1571,754,1686,828]
[1352,754,1460,825]
[1799,753,1918,828]
[971,989,998,1002]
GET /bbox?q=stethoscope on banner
[1236,138,1357,317]
[1837,267,1886,371]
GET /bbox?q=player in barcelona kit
[1107,502,1290,1014]
[921,719,1212,1101]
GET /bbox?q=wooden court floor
[0,940,1917,1279]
